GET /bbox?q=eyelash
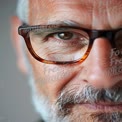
[45,31,81,42]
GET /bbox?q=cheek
[29,56,78,101]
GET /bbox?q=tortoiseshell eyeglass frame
[18,23,121,65]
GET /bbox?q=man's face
[22,0,122,122]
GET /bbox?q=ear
[11,16,28,74]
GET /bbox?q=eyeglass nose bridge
[89,30,116,48]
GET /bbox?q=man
[11,0,122,122]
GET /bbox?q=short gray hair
[16,0,29,23]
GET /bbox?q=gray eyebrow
[47,19,92,29]
[47,20,81,27]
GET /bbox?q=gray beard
[29,75,69,122]
[28,75,122,122]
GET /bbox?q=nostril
[83,79,88,83]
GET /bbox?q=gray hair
[16,0,29,23]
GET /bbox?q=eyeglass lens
[28,27,122,62]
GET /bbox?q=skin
[12,0,122,121]
[28,0,122,100]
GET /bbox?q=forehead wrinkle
[29,0,93,26]
[91,0,109,29]
[29,0,51,23]
[106,0,122,28]
[29,0,93,15]
[29,0,122,29]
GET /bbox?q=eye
[53,32,77,40]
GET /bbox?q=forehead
[29,0,121,7]
[29,0,122,29]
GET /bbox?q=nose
[83,37,122,89]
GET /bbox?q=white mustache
[56,84,122,112]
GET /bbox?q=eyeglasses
[18,23,122,64]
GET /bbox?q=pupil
[58,32,73,40]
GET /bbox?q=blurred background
[0,0,39,122]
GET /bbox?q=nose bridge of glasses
[90,30,116,48]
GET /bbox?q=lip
[83,102,122,112]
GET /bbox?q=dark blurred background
[0,1,39,122]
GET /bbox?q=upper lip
[95,102,122,106]
[83,102,122,112]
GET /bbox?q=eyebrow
[47,20,122,30]
[47,20,85,27]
